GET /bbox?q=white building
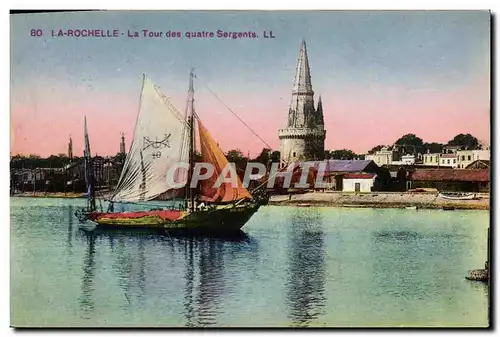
[365,146,396,166]
[343,173,377,192]
[401,154,416,165]
[439,153,458,168]
[457,149,490,169]
[423,153,440,166]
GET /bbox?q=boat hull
[86,204,260,233]
[438,193,476,200]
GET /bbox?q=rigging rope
[193,74,273,150]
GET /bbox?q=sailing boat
[75,71,268,233]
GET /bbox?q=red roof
[344,173,376,179]
[409,169,489,182]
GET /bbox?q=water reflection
[66,205,73,257]
[183,238,195,327]
[76,227,257,326]
[78,233,96,319]
[285,209,326,327]
[195,238,225,326]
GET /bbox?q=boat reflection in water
[78,233,96,320]
[76,224,257,327]
[285,208,327,327]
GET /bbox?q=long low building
[407,169,489,192]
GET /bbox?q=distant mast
[68,135,73,161]
[120,132,126,155]
[186,69,196,212]
[83,116,96,211]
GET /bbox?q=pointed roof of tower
[316,95,324,125]
[293,40,313,93]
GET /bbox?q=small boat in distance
[438,192,477,200]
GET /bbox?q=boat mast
[187,70,196,212]
[83,116,96,212]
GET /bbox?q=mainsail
[112,75,189,202]
[197,121,252,202]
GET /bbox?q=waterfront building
[439,153,458,168]
[442,145,464,154]
[390,154,416,166]
[342,173,377,192]
[457,149,490,169]
[365,146,398,166]
[407,169,489,192]
[465,160,490,170]
[422,153,440,166]
[279,40,326,167]
[282,159,389,191]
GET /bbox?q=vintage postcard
[10,10,490,328]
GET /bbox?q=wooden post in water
[486,226,490,273]
[33,168,36,196]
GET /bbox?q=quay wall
[269,191,489,210]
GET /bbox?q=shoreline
[269,192,489,210]
[11,191,490,210]
[11,192,86,199]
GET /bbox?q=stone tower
[278,40,326,167]
[120,132,126,154]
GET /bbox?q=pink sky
[10,74,490,158]
[11,11,490,158]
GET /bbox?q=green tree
[423,142,444,154]
[395,133,424,154]
[270,151,280,163]
[368,145,384,155]
[253,148,271,164]
[226,149,248,171]
[113,152,126,164]
[447,133,480,150]
[329,149,357,160]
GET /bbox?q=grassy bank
[269,192,489,210]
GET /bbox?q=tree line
[10,153,126,170]
[10,132,485,171]
[367,133,484,155]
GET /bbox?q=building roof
[440,154,457,158]
[344,173,376,179]
[302,159,374,173]
[465,160,490,169]
[409,169,489,182]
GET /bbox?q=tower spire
[279,40,326,166]
[287,40,315,128]
[292,39,313,94]
[316,95,324,126]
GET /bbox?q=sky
[10,10,490,157]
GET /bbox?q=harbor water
[10,197,489,327]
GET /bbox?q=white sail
[112,75,189,202]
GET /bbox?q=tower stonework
[279,40,326,167]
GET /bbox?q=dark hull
[88,204,260,234]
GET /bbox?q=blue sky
[11,10,490,156]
